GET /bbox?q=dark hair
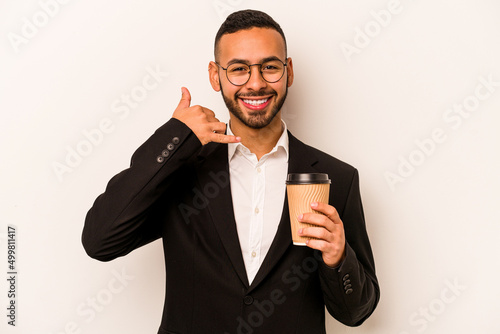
[214,9,287,60]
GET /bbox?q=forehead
[217,27,286,63]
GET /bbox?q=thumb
[176,87,191,110]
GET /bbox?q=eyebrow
[226,56,284,66]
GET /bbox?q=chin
[232,107,279,129]
[220,85,288,130]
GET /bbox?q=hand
[172,87,241,145]
[298,202,346,268]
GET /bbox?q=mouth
[239,96,273,111]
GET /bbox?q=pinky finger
[211,133,241,144]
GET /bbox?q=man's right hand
[172,87,241,145]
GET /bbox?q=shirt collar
[227,120,289,162]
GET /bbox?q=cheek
[272,83,287,96]
[222,83,240,98]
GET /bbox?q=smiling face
[209,27,294,130]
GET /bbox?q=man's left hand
[298,202,346,268]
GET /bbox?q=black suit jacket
[82,118,379,334]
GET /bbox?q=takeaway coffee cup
[286,173,331,246]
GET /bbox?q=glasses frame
[215,58,288,86]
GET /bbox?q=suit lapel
[195,133,320,292]
[195,143,249,288]
[248,132,319,292]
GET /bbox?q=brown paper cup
[286,173,330,246]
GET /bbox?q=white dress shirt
[227,121,289,284]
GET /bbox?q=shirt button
[254,208,259,214]
[243,295,254,305]
[256,167,262,173]
[251,251,256,258]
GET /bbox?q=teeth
[243,98,269,106]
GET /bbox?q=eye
[261,61,283,72]
[228,64,249,73]
[263,65,278,70]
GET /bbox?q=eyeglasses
[215,58,288,86]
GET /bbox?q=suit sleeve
[82,118,202,262]
[318,169,380,326]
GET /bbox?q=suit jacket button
[156,156,164,163]
[345,288,353,295]
[243,296,254,305]
[343,279,351,286]
[162,149,170,157]
[344,284,352,290]
[167,143,175,151]
[172,137,180,144]
[343,274,350,281]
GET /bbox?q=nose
[245,64,267,91]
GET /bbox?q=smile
[242,98,269,106]
[239,96,273,110]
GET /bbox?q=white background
[1,0,500,333]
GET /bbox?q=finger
[210,122,227,134]
[209,132,241,144]
[303,238,331,252]
[306,239,328,252]
[310,202,341,224]
[304,238,344,267]
[201,107,216,119]
[298,213,334,232]
[205,113,220,124]
[176,87,191,111]
[298,226,333,242]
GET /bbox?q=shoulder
[288,132,362,210]
[288,131,358,177]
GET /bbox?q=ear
[208,61,221,92]
[285,57,294,87]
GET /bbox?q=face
[209,27,294,130]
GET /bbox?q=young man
[82,9,379,334]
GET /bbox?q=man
[82,9,379,334]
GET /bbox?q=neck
[230,113,283,160]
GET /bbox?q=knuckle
[330,206,338,216]
[193,105,204,113]
[211,133,222,142]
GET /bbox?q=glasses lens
[225,60,286,85]
[226,63,250,86]
[261,60,285,83]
